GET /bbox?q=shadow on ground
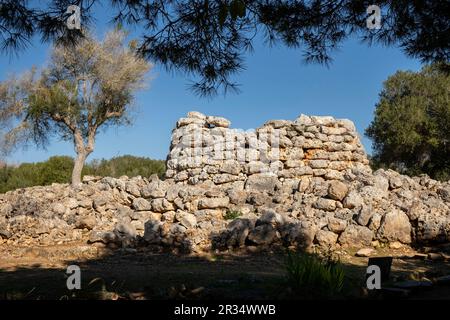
[1,242,450,300]
[0,243,369,300]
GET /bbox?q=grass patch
[224,210,242,220]
[285,251,346,298]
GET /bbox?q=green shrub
[285,252,345,297]
[89,155,165,178]
[224,210,242,220]
[0,162,45,192]
[365,64,450,181]
[40,156,74,185]
[0,155,166,193]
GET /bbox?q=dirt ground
[1,242,449,300]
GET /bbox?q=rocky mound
[1,112,449,253]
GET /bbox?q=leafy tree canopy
[1,0,449,96]
[366,63,450,180]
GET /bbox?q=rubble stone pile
[0,112,449,253]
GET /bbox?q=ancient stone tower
[165,111,371,187]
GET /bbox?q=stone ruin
[0,111,449,253]
[166,111,370,185]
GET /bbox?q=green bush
[0,163,39,192]
[88,155,165,178]
[40,156,75,185]
[285,252,345,297]
[366,64,450,181]
[0,155,165,193]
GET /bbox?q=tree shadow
[1,220,450,300]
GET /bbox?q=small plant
[285,251,346,297]
[224,210,242,220]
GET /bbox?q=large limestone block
[338,225,374,247]
[377,210,412,244]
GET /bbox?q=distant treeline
[0,155,165,193]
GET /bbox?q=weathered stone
[343,190,363,209]
[257,209,284,226]
[321,126,347,135]
[187,111,206,120]
[65,198,79,209]
[389,241,403,249]
[143,220,163,242]
[126,182,141,197]
[176,212,197,229]
[52,203,66,215]
[285,160,304,168]
[151,198,174,212]
[416,214,450,243]
[324,170,344,181]
[174,171,189,182]
[78,199,93,208]
[88,230,119,244]
[314,198,337,211]
[284,221,318,248]
[115,222,137,238]
[298,177,311,192]
[247,192,272,206]
[0,227,12,239]
[266,119,293,128]
[213,174,240,184]
[389,175,403,189]
[368,212,382,232]
[328,180,348,201]
[206,116,230,128]
[227,189,247,205]
[170,223,187,234]
[407,201,426,221]
[133,198,152,211]
[93,197,108,209]
[356,205,374,226]
[374,173,389,193]
[355,248,375,257]
[437,187,450,202]
[309,160,328,169]
[75,216,96,230]
[220,160,242,175]
[378,210,412,244]
[82,175,102,183]
[248,224,277,245]
[315,230,338,247]
[198,197,230,209]
[245,174,280,193]
[141,180,168,198]
[246,161,268,174]
[338,225,374,247]
[328,217,347,233]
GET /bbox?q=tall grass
[285,252,346,297]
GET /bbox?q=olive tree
[366,63,450,180]
[0,28,152,187]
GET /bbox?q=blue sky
[1,4,422,164]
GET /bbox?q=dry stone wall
[165,111,370,186]
[1,112,449,254]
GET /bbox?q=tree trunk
[72,151,86,188]
[71,127,95,188]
